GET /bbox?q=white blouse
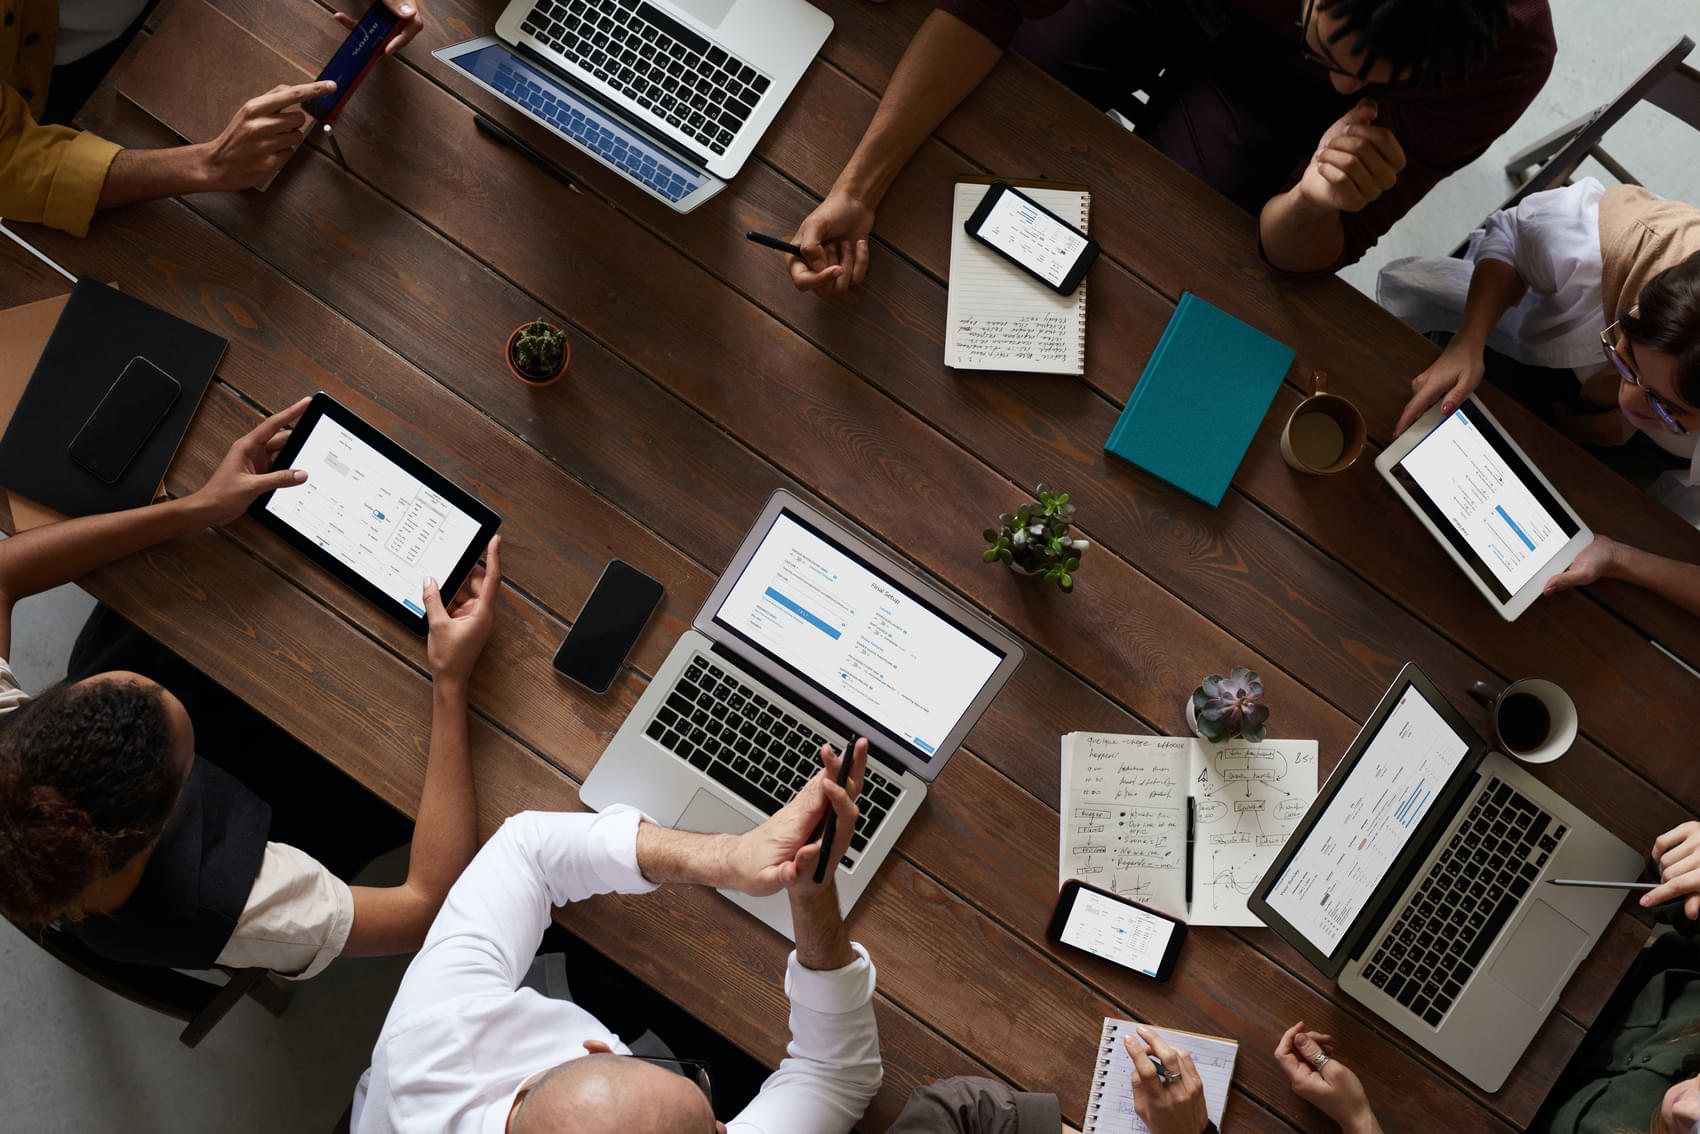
[1378,178,1700,517]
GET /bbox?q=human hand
[1296,98,1406,216]
[189,397,312,525]
[1662,1076,1700,1134]
[726,738,866,897]
[197,83,334,191]
[786,189,874,296]
[334,0,425,55]
[1542,534,1624,598]
[1126,1026,1210,1134]
[1396,338,1485,435]
[1642,821,1700,920]
[1275,1024,1378,1134]
[424,536,502,688]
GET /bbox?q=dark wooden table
[8,0,1700,1127]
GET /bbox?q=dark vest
[67,758,272,970]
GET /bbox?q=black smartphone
[67,356,182,485]
[552,560,666,693]
[1047,880,1187,981]
[964,181,1100,296]
[303,1,403,122]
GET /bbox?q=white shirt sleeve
[0,658,33,715]
[1472,180,1605,299]
[728,945,883,1134]
[380,807,658,1033]
[215,842,354,980]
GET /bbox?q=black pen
[474,114,581,194]
[746,230,804,257]
[1546,879,1658,891]
[811,737,861,884]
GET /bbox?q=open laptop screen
[1263,683,1474,956]
[712,510,1006,764]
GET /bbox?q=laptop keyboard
[521,0,772,157]
[643,654,904,868]
[488,58,699,202]
[1362,778,1567,1029]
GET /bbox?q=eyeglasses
[1601,321,1689,435]
[1295,0,1359,78]
[629,1055,716,1109]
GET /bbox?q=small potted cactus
[982,483,1089,593]
[1187,667,1269,743]
[505,318,570,386]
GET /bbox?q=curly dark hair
[1315,0,1511,86]
[0,678,183,925]
[1622,250,1700,407]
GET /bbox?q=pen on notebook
[474,114,581,194]
[745,231,805,257]
[1546,879,1658,890]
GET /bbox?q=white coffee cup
[1467,678,1578,764]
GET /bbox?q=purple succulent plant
[1191,666,1268,743]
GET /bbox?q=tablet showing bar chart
[1264,685,1472,955]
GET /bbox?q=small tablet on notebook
[249,393,500,637]
[1375,397,1591,621]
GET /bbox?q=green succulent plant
[511,319,567,379]
[1191,666,1269,743]
[982,483,1088,593]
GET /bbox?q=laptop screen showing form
[1264,685,1474,956]
[712,511,1005,765]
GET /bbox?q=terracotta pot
[505,325,570,387]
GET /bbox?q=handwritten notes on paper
[945,183,1089,375]
[1061,734,1190,918]
[1085,1019,1237,1134]
[1060,733,1319,926]
[1190,739,1319,926]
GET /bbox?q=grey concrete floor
[3,2,1699,1130]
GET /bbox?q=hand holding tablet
[249,393,501,636]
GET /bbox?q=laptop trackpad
[1489,901,1589,1007]
[677,789,758,837]
[670,0,736,31]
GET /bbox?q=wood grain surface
[6,0,1692,1125]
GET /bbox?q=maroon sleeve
[888,1077,1062,1134]
[1302,0,1557,268]
[935,0,1065,49]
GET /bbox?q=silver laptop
[582,490,1024,938]
[433,0,830,213]
[1249,664,1640,1092]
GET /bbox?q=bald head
[511,1054,717,1134]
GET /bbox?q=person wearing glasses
[1383,181,1700,615]
[350,740,881,1134]
[779,0,1553,291]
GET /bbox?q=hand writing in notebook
[1126,1026,1211,1134]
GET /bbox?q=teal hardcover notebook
[1104,293,1295,507]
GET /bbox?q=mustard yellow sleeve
[0,82,121,237]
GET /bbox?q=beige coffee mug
[1281,371,1366,475]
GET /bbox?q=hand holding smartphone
[1048,879,1187,981]
[305,1,405,123]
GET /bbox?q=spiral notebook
[1085,1018,1237,1134]
[945,180,1090,375]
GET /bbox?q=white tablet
[1375,398,1591,621]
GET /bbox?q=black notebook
[0,281,225,518]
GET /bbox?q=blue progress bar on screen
[403,598,426,616]
[1495,505,1536,551]
[764,587,842,639]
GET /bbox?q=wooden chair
[16,920,292,1048]
[1453,35,1697,254]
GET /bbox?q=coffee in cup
[1281,371,1366,475]
[1467,678,1578,764]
